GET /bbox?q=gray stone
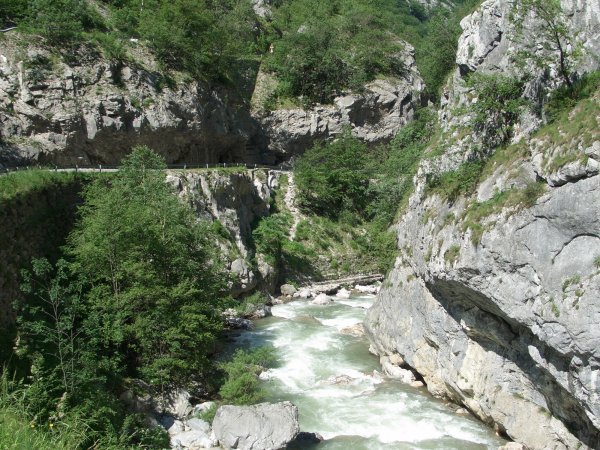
[335,288,351,299]
[212,402,299,450]
[340,323,365,337]
[256,46,425,159]
[498,443,527,450]
[364,2,600,448]
[311,293,333,305]
[171,429,218,449]
[225,317,254,330]
[280,284,297,296]
[159,389,193,419]
[186,418,211,433]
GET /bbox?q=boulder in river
[336,288,351,299]
[340,323,365,337]
[311,293,333,305]
[280,284,297,296]
[212,401,300,450]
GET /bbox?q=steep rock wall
[0,38,264,167]
[0,175,85,327]
[365,1,600,449]
[253,45,425,159]
[167,169,280,296]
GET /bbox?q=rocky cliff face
[167,168,281,296]
[365,1,600,449]
[0,32,425,167]
[0,36,264,167]
[255,45,425,159]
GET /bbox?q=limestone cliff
[365,1,600,449]
[167,168,281,296]
[0,31,424,168]
[0,36,264,167]
[254,45,425,159]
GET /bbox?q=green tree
[68,146,230,389]
[24,0,104,45]
[510,0,579,89]
[295,131,370,219]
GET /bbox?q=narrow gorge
[1,0,599,449]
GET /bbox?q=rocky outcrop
[365,1,600,449]
[0,38,263,167]
[212,402,300,450]
[255,45,425,159]
[167,168,280,296]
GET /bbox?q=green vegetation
[425,159,485,202]
[461,182,546,245]
[218,347,278,405]
[467,73,527,147]
[562,275,581,291]
[543,72,600,123]
[295,130,369,219]
[594,256,600,269]
[2,0,482,100]
[537,75,600,173]
[444,245,461,265]
[3,147,233,448]
[550,300,560,318]
[510,0,580,90]
[0,170,80,202]
[1,0,257,82]
[293,109,434,274]
[263,0,482,104]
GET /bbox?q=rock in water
[212,402,299,450]
[336,288,351,299]
[280,284,297,296]
[311,293,333,305]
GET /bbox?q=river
[232,294,506,449]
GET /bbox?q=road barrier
[0,162,291,175]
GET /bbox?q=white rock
[336,288,351,299]
[311,293,333,305]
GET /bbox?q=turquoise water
[232,295,506,449]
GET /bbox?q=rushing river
[232,294,506,449]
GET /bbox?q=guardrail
[0,162,292,175]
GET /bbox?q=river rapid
[232,294,506,449]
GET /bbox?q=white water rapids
[232,294,506,449]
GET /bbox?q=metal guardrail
[0,162,291,175]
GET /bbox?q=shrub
[219,347,278,405]
[426,159,485,202]
[467,73,527,147]
[444,245,461,264]
[295,131,370,219]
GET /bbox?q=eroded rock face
[212,402,299,450]
[366,175,600,449]
[256,45,425,159]
[0,41,263,167]
[167,169,280,296]
[365,1,600,449]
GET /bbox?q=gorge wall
[0,31,423,168]
[365,1,600,449]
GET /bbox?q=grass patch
[425,159,485,202]
[444,245,461,265]
[460,182,546,245]
[0,170,83,202]
[562,275,581,292]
